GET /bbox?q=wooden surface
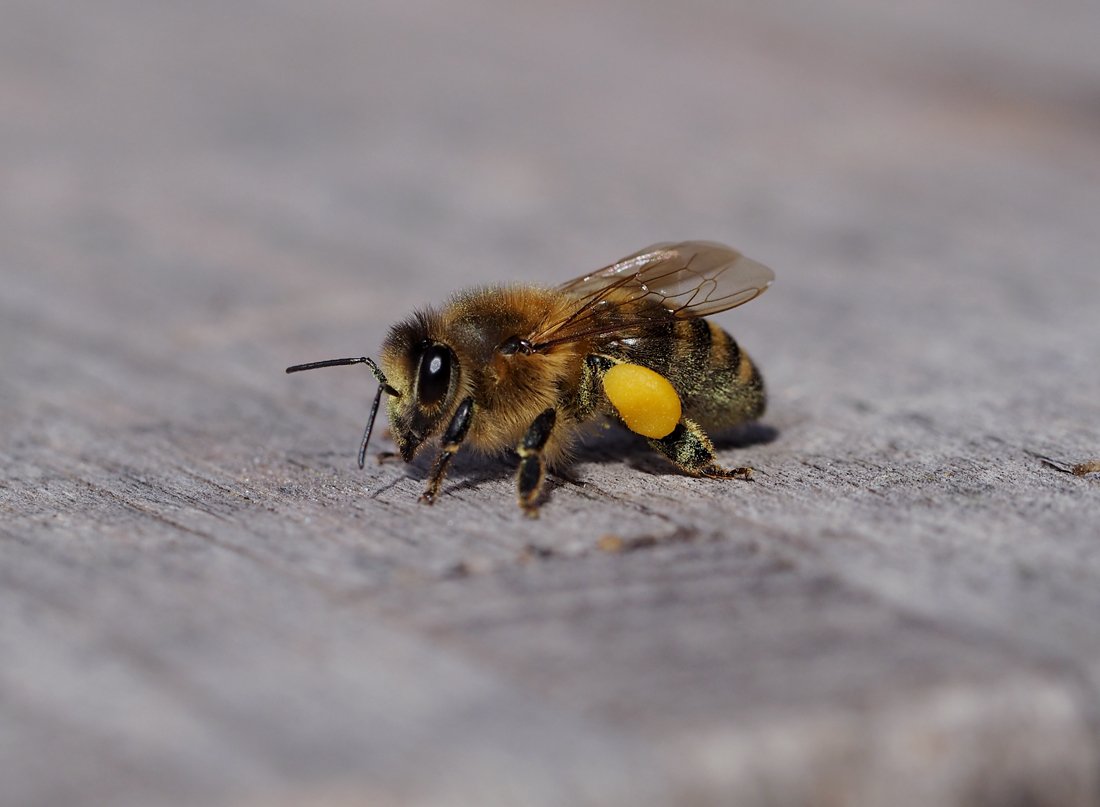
[4,1,1100,805]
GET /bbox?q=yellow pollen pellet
[602,363,682,439]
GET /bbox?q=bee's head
[285,309,461,468]
[380,312,461,462]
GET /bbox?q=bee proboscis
[287,241,774,516]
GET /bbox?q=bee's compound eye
[417,344,452,406]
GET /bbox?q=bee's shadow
[573,420,779,476]
[712,421,780,451]
[398,420,780,492]
[392,447,512,491]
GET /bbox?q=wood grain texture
[3,1,1100,805]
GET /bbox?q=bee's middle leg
[419,396,475,505]
[516,408,557,517]
[648,418,753,480]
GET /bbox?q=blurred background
[4,0,1099,431]
[3,1,1100,805]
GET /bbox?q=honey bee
[287,241,774,516]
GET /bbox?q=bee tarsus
[517,408,557,517]
[646,418,749,479]
[418,396,475,505]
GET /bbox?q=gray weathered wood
[3,0,1100,804]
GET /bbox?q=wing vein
[527,241,773,352]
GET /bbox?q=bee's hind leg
[516,408,557,518]
[648,418,753,480]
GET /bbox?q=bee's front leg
[648,418,753,480]
[419,396,475,505]
[516,408,557,518]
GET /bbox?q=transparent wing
[529,241,774,350]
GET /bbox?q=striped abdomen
[617,318,765,431]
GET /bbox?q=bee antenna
[357,382,386,470]
[285,356,400,469]
[285,356,392,389]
